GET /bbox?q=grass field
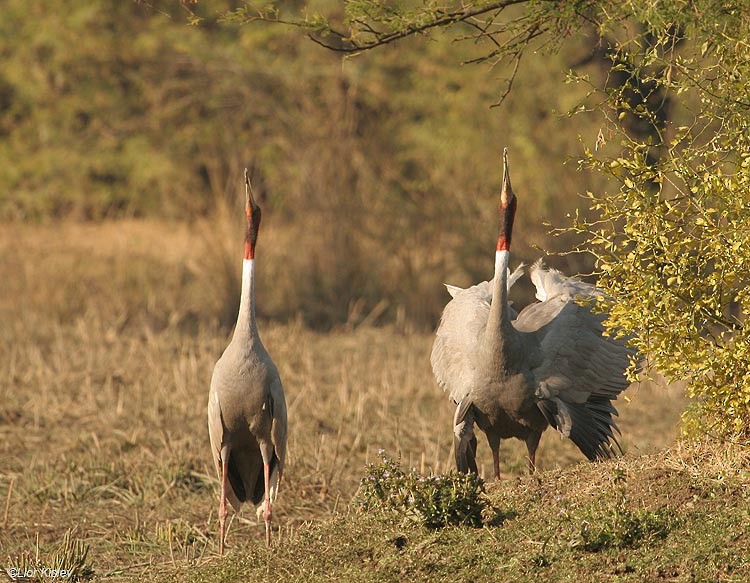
[4,220,737,582]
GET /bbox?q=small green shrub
[354,450,488,528]
[571,468,680,552]
[577,506,677,552]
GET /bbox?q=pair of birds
[207,152,634,553]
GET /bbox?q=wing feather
[519,261,636,460]
[268,376,287,503]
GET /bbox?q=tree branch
[307,0,534,53]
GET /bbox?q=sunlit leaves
[572,3,750,437]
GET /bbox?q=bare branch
[308,0,534,53]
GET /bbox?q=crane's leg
[468,435,478,475]
[492,449,501,481]
[525,433,541,474]
[486,434,501,481]
[219,451,230,556]
[263,462,272,547]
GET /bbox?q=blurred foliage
[569,4,750,438]
[282,0,750,435]
[0,0,612,329]
[4,0,748,434]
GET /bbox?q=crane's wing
[207,385,244,511]
[514,261,636,460]
[453,398,478,474]
[207,389,224,479]
[528,258,599,301]
[445,264,525,300]
[267,375,287,503]
[431,264,524,404]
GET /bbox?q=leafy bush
[567,5,750,437]
[354,451,487,528]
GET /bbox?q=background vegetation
[0,223,690,579]
[218,0,750,435]
[0,0,620,330]
[2,0,749,579]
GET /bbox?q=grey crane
[207,170,287,553]
[431,150,634,480]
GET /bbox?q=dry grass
[0,220,688,580]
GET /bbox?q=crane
[431,149,635,479]
[207,170,288,552]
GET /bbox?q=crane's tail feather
[250,453,279,508]
[224,448,280,514]
[221,446,244,512]
[453,399,479,474]
[538,396,623,461]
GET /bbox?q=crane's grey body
[207,172,287,551]
[432,151,634,478]
[208,318,286,512]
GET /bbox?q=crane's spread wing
[431,264,524,404]
[528,258,599,301]
[445,263,524,301]
[514,261,636,460]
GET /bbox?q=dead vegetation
[1,221,691,580]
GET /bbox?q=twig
[307,0,531,53]
[3,477,15,528]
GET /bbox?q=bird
[207,169,287,553]
[431,149,635,480]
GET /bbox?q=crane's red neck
[243,169,262,260]
[496,150,516,251]
[496,195,516,251]
[486,148,522,369]
[244,206,261,260]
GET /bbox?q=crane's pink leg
[219,454,229,556]
[263,463,272,547]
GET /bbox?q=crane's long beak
[496,148,516,252]
[500,147,514,206]
[244,168,259,216]
[244,168,262,260]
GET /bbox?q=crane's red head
[496,148,516,251]
[244,169,262,260]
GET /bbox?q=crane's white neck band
[242,258,255,282]
[237,258,256,325]
[494,250,509,279]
